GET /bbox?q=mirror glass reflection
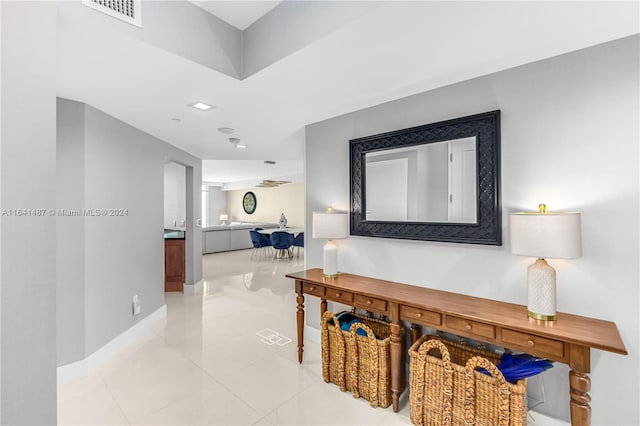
[364,136,477,223]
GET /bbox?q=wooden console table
[286,268,627,426]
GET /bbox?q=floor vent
[81,0,142,27]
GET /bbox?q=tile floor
[58,249,565,425]
[57,249,412,425]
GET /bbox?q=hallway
[57,249,412,425]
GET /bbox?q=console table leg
[296,282,305,363]
[320,298,327,316]
[569,370,591,425]
[390,321,403,412]
[410,323,420,345]
[569,344,591,426]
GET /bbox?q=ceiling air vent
[81,0,142,27]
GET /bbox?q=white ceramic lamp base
[322,240,338,278]
[527,258,557,321]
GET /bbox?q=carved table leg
[569,344,591,426]
[410,323,421,345]
[390,321,403,412]
[570,370,591,425]
[296,282,305,363]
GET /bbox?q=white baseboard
[57,304,167,386]
[304,324,321,344]
[183,279,204,295]
[528,411,569,425]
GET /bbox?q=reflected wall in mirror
[350,110,501,245]
[365,136,477,223]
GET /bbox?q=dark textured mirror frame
[349,110,501,245]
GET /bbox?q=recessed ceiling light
[218,127,235,134]
[229,137,240,144]
[187,101,214,111]
[236,144,248,149]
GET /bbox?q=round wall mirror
[242,191,257,215]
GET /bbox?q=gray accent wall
[56,98,202,363]
[1,2,57,424]
[305,36,639,424]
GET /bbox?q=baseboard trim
[183,279,204,295]
[57,304,167,386]
[304,324,321,344]
[528,411,569,425]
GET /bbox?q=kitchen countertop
[164,228,185,239]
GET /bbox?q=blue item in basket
[336,312,379,339]
[479,352,553,383]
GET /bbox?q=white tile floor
[58,249,566,426]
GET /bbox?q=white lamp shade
[510,212,582,259]
[219,214,228,221]
[312,211,348,239]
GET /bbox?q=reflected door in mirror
[364,136,477,223]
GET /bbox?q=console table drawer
[446,316,496,340]
[327,289,354,304]
[400,305,442,326]
[502,329,564,359]
[302,283,325,297]
[354,294,387,312]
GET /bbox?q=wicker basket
[409,335,527,426]
[321,310,394,408]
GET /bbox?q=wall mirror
[350,110,501,245]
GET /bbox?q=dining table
[257,227,304,236]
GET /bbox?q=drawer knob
[416,312,423,318]
[366,300,372,305]
[309,286,315,291]
[527,339,535,347]
[335,292,341,297]
[465,324,472,330]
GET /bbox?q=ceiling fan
[255,179,291,188]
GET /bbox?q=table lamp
[312,208,348,278]
[510,204,581,321]
[219,214,228,225]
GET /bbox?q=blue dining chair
[292,232,304,258]
[249,230,272,259]
[270,231,294,261]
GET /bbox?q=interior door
[448,138,477,222]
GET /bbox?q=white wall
[56,99,86,366]
[57,0,242,78]
[206,185,227,226]
[57,98,203,363]
[164,162,186,229]
[242,1,381,77]
[226,183,305,227]
[1,2,57,424]
[305,36,639,424]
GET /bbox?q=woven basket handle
[415,338,453,426]
[348,322,377,344]
[417,338,452,367]
[348,322,380,408]
[321,311,345,342]
[321,311,346,389]
[464,356,510,426]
